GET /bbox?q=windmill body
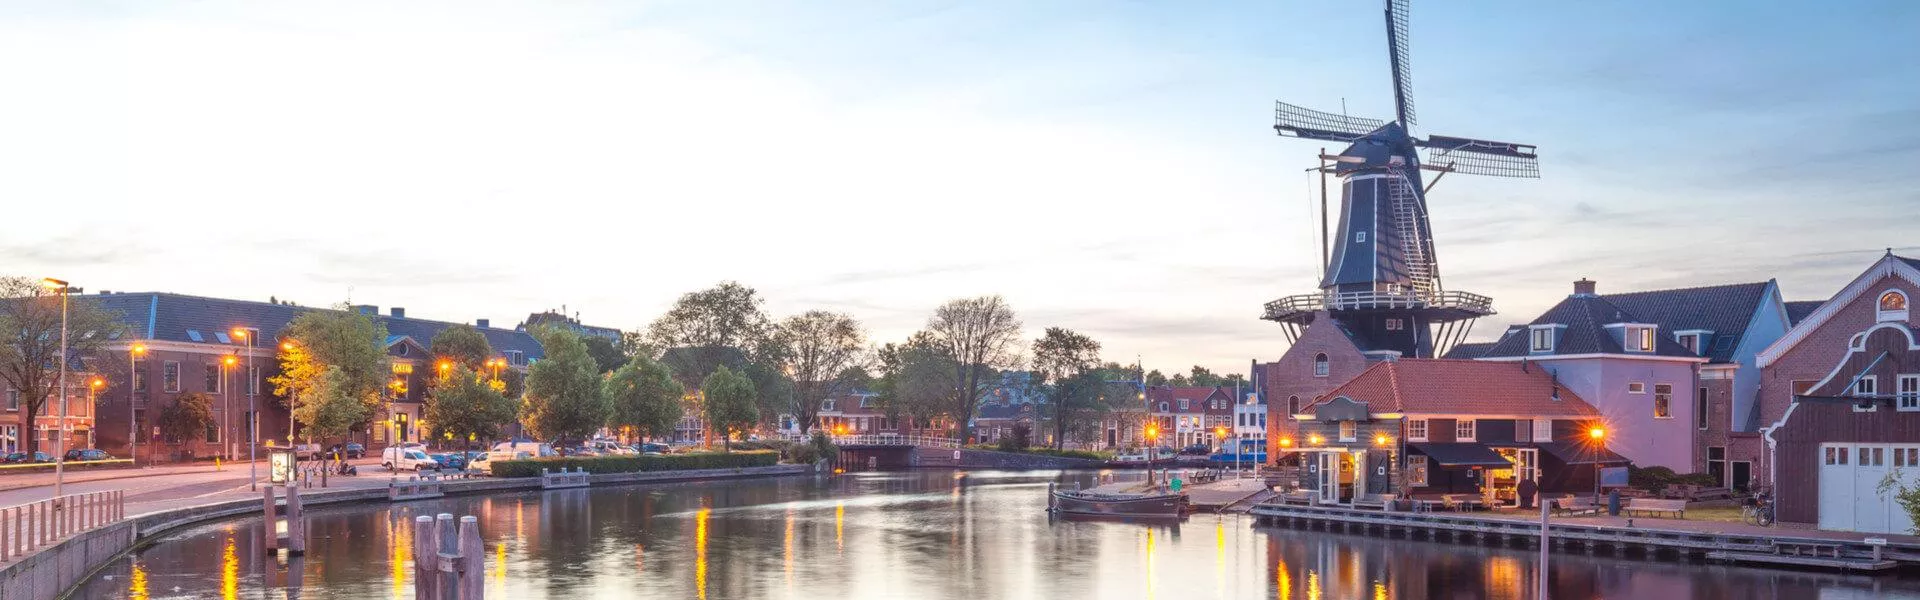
[1263,0,1539,359]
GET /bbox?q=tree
[777,311,868,434]
[270,308,389,441]
[296,366,377,457]
[1185,365,1248,388]
[429,324,493,369]
[0,277,128,455]
[1031,327,1103,450]
[1144,369,1168,387]
[583,336,628,374]
[605,355,683,442]
[873,332,957,433]
[424,365,516,448]
[646,281,777,380]
[522,327,610,446]
[925,296,1023,442]
[701,365,758,452]
[158,392,215,446]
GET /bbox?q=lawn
[1679,506,1746,523]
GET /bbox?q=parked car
[586,439,633,455]
[342,442,366,459]
[556,446,599,457]
[5,452,52,463]
[64,448,111,461]
[381,446,440,471]
[486,440,556,474]
[1178,444,1210,456]
[464,452,489,474]
[433,453,468,471]
[637,443,670,454]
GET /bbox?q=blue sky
[0,1,1914,375]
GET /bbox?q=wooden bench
[1440,494,1486,512]
[1552,496,1601,516]
[1277,490,1315,505]
[1350,493,1393,510]
[1625,498,1686,518]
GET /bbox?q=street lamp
[129,342,146,467]
[42,278,73,500]
[1588,426,1607,499]
[1144,422,1161,486]
[86,377,103,451]
[280,339,298,442]
[222,355,237,468]
[233,327,258,491]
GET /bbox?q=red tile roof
[1146,386,1229,413]
[1302,359,1598,417]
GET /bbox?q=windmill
[1262,0,1539,359]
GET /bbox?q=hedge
[490,451,778,478]
[963,445,1111,461]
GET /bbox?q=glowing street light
[232,327,261,490]
[43,277,76,499]
[130,342,146,467]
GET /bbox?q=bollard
[412,516,437,600]
[459,516,483,599]
[263,486,278,553]
[287,484,306,555]
[437,514,457,595]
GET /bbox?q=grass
[1679,506,1747,523]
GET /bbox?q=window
[1385,318,1404,331]
[132,367,147,393]
[1339,421,1357,442]
[205,421,219,443]
[163,362,181,392]
[1653,384,1673,418]
[1880,290,1910,322]
[186,330,204,342]
[1515,421,1532,443]
[215,331,231,344]
[1313,354,1329,377]
[1408,461,1429,487]
[1408,418,1428,441]
[1625,325,1656,352]
[1533,418,1553,442]
[821,398,835,411]
[859,396,874,408]
[1698,387,1710,429]
[1677,334,1699,354]
[5,390,16,411]
[1158,402,1169,412]
[1855,376,1878,397]
[1628,382,1645,394]
[1456,419,1476,441]
[505,350,525,366]
[1714,335,1736,351]
[204,364,221,393]
[1530,327,1555,353]
[1898,375,1919,411]
[1286,396,1299,420]
[1355,231,1367,243]
[1176,399,1188,411]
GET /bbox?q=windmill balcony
[1262,289,1495,323]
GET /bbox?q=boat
[1049,484,1190,518]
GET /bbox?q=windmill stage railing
[1262,289,1495,322]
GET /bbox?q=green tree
[605,355,684,442]
[873,332,957,433]
[0,277,128,455]
[158,392,215,446]
[700,365,758,452]
[776,310,868,434]
[1031,327,1104,450]
[1144,369,1168,387]
[269,308,389,441]
[925,296,1023,442]
[646,281,777,380]
[424,365,516,448]
[583,336,628,374]
[296,366,376,452]
[521,327,609,445]
[430,324,493,369]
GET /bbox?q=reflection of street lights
[129,342,146,467]
[43,277,74,499]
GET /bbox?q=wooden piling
[412,516,436,600]
[459,516,483,599]
[437,514,457,595]
[263,486,278,553]
[288,484,306,555]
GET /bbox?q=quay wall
[912,447,1107,470]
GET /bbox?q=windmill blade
[1273,101,1387,142]
[1418,134,1540,178]
[1385,0,1415,126]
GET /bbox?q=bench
[1625,498,1686,518]
[1350,493,1393,510]
[1277,490,1315,505]
[1552,496,1601,516]
[1441,494,1487,512]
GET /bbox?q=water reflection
[74,470,1920,599]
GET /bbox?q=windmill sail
[1384,0,1415,126]
[1273,101,1387,143]
[1418,134,1540,178]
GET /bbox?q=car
[381,446,440,471]
[464,452,489,474]
[65,448,111,461]
[433,453,468,471]
[343,442,366,459]
[1178,444,1210,456]
[4,452,52,463]
[637,443,670,454]
[555,446,598,457]
[486,440,556,474]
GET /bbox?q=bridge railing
[777,433,962,449]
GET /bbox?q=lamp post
[1144,422,1160,487]
[281,340,297,442]
[42,278,73,500]
[129,342,145,467]
[86,377,103,450]
[221,355,236,468]
[234,328,258,491]
[1588,426,1607,500]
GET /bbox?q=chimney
[390,307,406,318]
[353,305,377,315]
[1573,278,1597,296]
[476,318,490,329]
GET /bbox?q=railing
[782,434,962,449]
[1262,289,1495,321]
[0,490,125,562]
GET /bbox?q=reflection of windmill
[1263,0,1539,359]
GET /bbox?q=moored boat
[1049,485,1189,518]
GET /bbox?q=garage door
[1819,443,1920,534]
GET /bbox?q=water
[76,470,1919,599]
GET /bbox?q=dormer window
[822,398,836,411]
[1528,325,1560,353]
[1624,325,1657,352]
[1675,330,1712,356]
[1879,290,1909,322]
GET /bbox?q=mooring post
[263,486,278,553]
[288,484,306,555]
[459,515,483,599]
[413,515,437,600]
[437,513,457,596]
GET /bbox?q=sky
[1,1,1916,376]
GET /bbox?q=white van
[382,446,440,471]
[586,439,633,455]
[486,440,556,474]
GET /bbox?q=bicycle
[1742,489,1774,527]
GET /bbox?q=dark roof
[1599,282,1772,363]
[1479,293,1699,359]
[976,403,1027,420]
[1784,301,1825,326]
[1441,342,1493,359]
[1410,443,1513,468]
[1899,254,1920,271]
[80,292,543,359]
[1538,441,1630,465]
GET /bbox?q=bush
[490,451,778,478]
[1024,448,1111,461]
[1628,466,1719,495]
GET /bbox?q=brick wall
[1263,312,1371,463]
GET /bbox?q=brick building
[1259,310,1380,465]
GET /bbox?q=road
[0,458,387,514]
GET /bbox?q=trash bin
[1607,489,1622,516]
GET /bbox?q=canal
[77,470,1920,599]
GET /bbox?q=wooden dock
[1249,503,1920,572]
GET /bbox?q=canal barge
[1049,485,1189,518]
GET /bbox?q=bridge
[782,434,964,470]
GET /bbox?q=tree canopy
[0,277,128,454]
[424,365,516,447]
[1031,327,1104,450]
[158,392,215,445]
[646,281,776,377]
[429,324,493,369]
[776,310,867,434]
[605,355,683,442]
[521,327,609,444]
[925,296,1023,442]
[269,308,389,441]
[700,365,758,452]
[295,366,375,442]
[583,336,628,374]
[872,331,956,431]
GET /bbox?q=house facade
[1147,385,1234,449]
[1260,311,1380,464]
[1757,253,1920,533]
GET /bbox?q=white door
[1353,452,1369,500]
[1318,453,1339,504]
[1819,444,1851,531]
[1851,445,1890,534]
[1819,443,1920,534]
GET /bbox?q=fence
[781,434,961,449]
[0,490,125,562]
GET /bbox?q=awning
[1410,443,1513,468]
[1539,441,1631,465]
